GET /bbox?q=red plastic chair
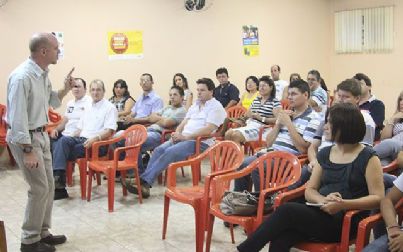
[205,151,301,252]
[0,104,15,166]
[383,159,399,175]
[243,125,273,155]
[355,198,403,251]
[45,108,62,133]
[87,125,147,212]
[226,106,247,118]
[162,141,243,252]
[273,185,365,252]
[280,99,291,110]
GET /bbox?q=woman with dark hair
[239,76,259,109]
[173,73,193,110]
[109,79,135,130]
[373,91,403,165]
[237,103,384,252]
[225,76,280,146]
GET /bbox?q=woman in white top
[173,73,193,110]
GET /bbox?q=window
[335,6,394,54]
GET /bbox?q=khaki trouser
[8,131,54,244]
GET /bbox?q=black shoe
[223,222,239,228]
[21,241,55,252]
[54,188,69,200]
[123,179,150,198]
[41,234,67,245]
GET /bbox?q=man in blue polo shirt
[213,67,240,109]
[122,73,163,128]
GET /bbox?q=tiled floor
[0,147,263,252]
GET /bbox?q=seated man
[307,70,328,117]
[137,86,187,173]
[234,79,321,192]
[124,78,227,198]
[49,78,91,142]
[354,73,385,141]
[289,78,396,190]
[363,172,403,252]
[224,76,281,146]
[52,79,117,199]
[213,67,240,109]
[122,73,163,128]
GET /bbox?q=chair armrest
[383,160,398,174]
[355,212,383,251]
[113,145,141,164]
[166,151,209,187]
[257,125,273,147]
[273,185,306,208]
[339,209,365,252]
[91,136,121,160]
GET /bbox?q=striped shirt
[272,107,321,155]
[249,97,281,123]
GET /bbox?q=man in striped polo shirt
[233,79,321,192]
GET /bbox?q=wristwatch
[22,146,33,153]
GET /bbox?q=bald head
[29,33,57,53]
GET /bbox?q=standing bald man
[6,33,72,252]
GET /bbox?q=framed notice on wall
[107,31,143,60]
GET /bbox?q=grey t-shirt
[148,105,187,132]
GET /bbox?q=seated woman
[374,91,403,166]
[173,73,193,110]
[225,76,281,146]
[109,79,135,130]
[239,76,259,110]
[237,103,384,252]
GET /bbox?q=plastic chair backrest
[210,151,301,205]
[123,124,148,162]
[226,106,247,118]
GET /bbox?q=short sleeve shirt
[62,95,92,137]
[272,107,321,155]
[148,105,187,132]
[78,98,118,139]
[131,90,164,118]
[213,83,240,107]
[183,98,227,146]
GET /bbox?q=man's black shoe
[20,241,55,252]
[54,188,69,200]
[41,234,67,245]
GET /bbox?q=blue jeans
[362,234,388,252]
[52,136,107,171]
[140,140,208,186]
[138,129,163,173]
[52,136,87,171]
